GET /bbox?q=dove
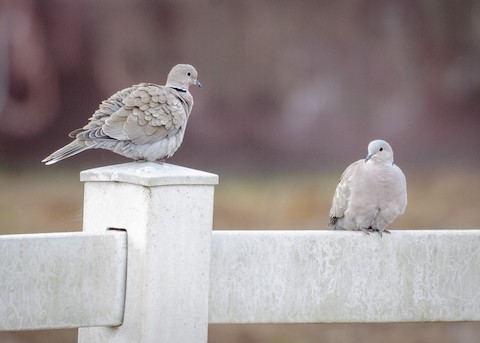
[329,139,407,236]
[42,64,201,165]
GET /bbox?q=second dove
[329,139,407,236]
[42,64,201,165]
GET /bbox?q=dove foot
[373,229,391,237]
[379,229,391,237]
[355,227,373,235]
[133,159,165,164]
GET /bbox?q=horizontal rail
[209,230,480,323]
[3,229,480,330]
[0,231,127,330]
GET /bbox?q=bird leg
[355,227,373,235]
[373,229,391,237]
[379,229,391,237]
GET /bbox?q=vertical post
[77,162,218,343]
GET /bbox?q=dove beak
[195,79,202,88]
[365,153,374,163]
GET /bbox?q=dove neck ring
[170,86,187,93]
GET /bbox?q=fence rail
[0,162,479,342]
[0,231,127,330]
[209,230,480,323]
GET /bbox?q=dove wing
[391,164,408,215]
[69,86,135,143]
[329,160,362,225]
[103,84,189,145]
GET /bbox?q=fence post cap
[80,162,218,186]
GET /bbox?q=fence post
[77,162,218,343]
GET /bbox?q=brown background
[1,1,480,342]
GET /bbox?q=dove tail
[42,141,91,165]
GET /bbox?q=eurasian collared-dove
[42,64,201,165]
[329,139,407,235]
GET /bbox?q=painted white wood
[0,231,127,330]
[78,162,218,343]
[80,162,219,187]
[2,162,480,343]
[209,230,480,323]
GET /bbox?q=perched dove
[42,64,201,165]
[329,139,407,235]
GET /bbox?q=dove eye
[379,148,384,151]
[187,72,191,76]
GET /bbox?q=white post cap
[80,162,218,186]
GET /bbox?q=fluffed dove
[42,64,201,165]
[329,139,407,236]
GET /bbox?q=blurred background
[0,0,479,342]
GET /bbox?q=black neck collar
[171,86,187,93]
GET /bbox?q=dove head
[166,64,201,91]
[365,139,394,165]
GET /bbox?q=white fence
[1,163,480,342]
